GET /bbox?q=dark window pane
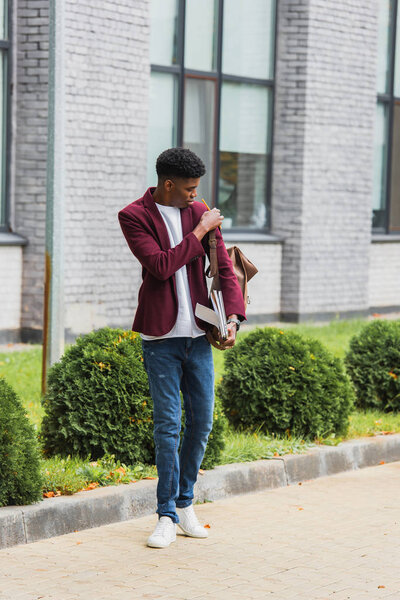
[219,83,271,228]
[222,0,275,80]
[389,101,400,231]
[146,72,178,187]
[372,102,389,229]
[184,0,217,72]
[150,0,179,66]
[183,77,216,204]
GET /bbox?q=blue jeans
[141,335,214,524]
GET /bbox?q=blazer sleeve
[214,227,247,322]
[118,210,205,281]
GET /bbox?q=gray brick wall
[63,0,150,338]
[13,0,49,337]
[12,0,150,339]
[369,240,400,309]
[272,0,378,319]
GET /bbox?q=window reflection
[222,0,275,80]
[377,0,392,94]
[372,103,389,229]
[147,73,178,187]
[219,83,271,228]
[389,102,400,231]
[150,0,179,66]
[183,77,216,204]
[184,0,217,72]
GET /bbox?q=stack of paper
[195,290,228,340]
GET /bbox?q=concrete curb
[1,433,400,550]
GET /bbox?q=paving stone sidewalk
[1,461,400,600]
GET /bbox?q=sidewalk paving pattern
[1,461,399,600]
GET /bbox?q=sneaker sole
[177,524,208,538]
[147,536,176,549]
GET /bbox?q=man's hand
[193,208,224,241]
[207,314,238,351]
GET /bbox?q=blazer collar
[143,187,193,249]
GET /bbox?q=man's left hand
[207,314,238,351]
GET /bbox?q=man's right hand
[193,208,224,241]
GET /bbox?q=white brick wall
[14,1,49,335]
[0,246,22,330]
[63,0,150,338]
[225,241,282,318]
[272,0,378,318]
[369,241,400,308]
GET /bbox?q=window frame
[0,0,12,232]
[150,0,277,233]
[376,0,400,234]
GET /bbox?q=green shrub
[217,327,354,440]
[0,378,43,506]
[40,328,154,465]
[41,328,225,470]
[344,320,400,411]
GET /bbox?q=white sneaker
[176,505,209,538]
[147,516,176,548]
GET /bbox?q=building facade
[0,0,399,343]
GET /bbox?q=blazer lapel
[143,188,171,251]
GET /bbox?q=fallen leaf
[298,507,304,511]
[84,482,99,491]
[273,452,279,457]
[43,491,55,498]
[298,482,302,485]
[379,461,385,465]
[76,541,83,545]
[378,585,385,589]
[143,476,157,480]
[115,467,126,476]
[198,469,205,475]
[204,524,211,529]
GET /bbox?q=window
[148,0,276,230]
[374,0,400,232]
[0,0,8,230]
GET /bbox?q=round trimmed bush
[344,319,400,411]
[217,327,355,440]
[40,328,155,465]
[41,328,225,469]
[0,378,43,506]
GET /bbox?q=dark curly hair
[156,147,206,180]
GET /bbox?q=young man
[118,148,245,548]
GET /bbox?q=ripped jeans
[141,335,214,524]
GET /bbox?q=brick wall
[223,240,282,320]
[369,240,400,309]
[0,245,23,333]
[63,0,150,339]
[13,0,49,338]
[272,0,378,319]
[12,0,150,340]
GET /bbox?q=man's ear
[164,179,174,192]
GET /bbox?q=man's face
[165,177,200,209]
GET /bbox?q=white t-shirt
[141,203,205,341]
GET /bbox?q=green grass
[1,317,400,499]
[41,454,157,496]
[0,345,43,428]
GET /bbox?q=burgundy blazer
[118,188,246,336]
